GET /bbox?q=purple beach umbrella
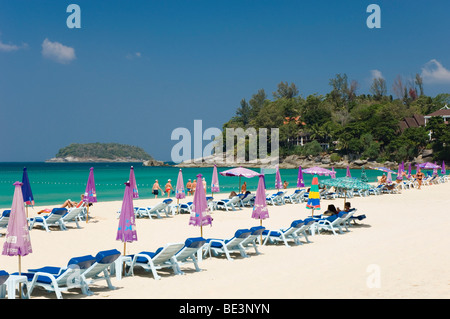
[116,182,138,254]
[275,165,282,190]
[346,166,351,178]
[189,174,213,237]
[397,164,403,180]
[2,182,33,282]
[303,166,334,176]
[252,174,269,242]
[211,165,220,194]
[331,167,336,179]
[220,166,259,194]
[129,166,139,199]
[176,169,186,200]
[442,161,446,175]
[83,167,97,223]
[297,166,305,188]
[407,163,412,179]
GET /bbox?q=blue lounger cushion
[184,237,206,249]
[95,249,121,264]
[249,226,265,236]
[2,210,10,217]
[129,248,164,263]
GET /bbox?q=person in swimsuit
[165,179,174,198]
[415,168,424,190]
[186,179,192,196]
[192,179,197,195]
[152,180,163,198]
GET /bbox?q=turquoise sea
[0,162,426,209]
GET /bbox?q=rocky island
[46,142,167,166]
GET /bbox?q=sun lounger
[79,249,121,295]
[0,270,9,298]
[24,254,97,299]
[240,226,265,256]
[28,208,67,232]
[179,202,193,214]
[0,210,10,235]
[138,199,173,219]
[60,207,85,229]
[262,219,311,247]
[315,212,348,235]
[205,229,251,261]
[266,191,285,205]
[239,193,256,207]
[127,243,185,280]
[284,189,304,203]
[216,195,242,211]
[174,237,207,274]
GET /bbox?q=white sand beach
[1,181,449,299]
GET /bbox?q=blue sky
[0,0,449,162]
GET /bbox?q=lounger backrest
[148,202,165,212]
[63,207,84,220]
[2,210,11,217]
[152,243,184,263]
[163,199,173,205]
[175,237,206,260]
[83,249,121,279]
[249,226,265,236]
[0,270,9,285]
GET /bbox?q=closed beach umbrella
[116,181,137,250]
[397,164,403,180]
[211,164,220,194]
[433,162,438,176]
[346,166,351,178]
[297,166,305,188]
[442,161,446,175]
[275,165,282,190]
[387,172,392,184]
[129,166,139,199]
[2,181,33,296]
[407,163,412,179]
[21,167,34,217]
[306,175,320,216]
[331,167,336,179]
[252,174,269,243]
[189,174,212,237]
[83,167,97,223]
[175,169,186,200]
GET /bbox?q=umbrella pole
[177,199,179,214]
[123,242,127,277]
[86,204,89,223]
[260,219,263,244]
[239,176,241,194]
[200,225,203,237]
[19,255,22,299]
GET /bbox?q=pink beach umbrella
[297,166,305,188]
[331,167,336,179]
[83,167,97,223]
[175,169,185,213]
[211,165,220,195]
[129,166,139,199]
[252,174,269,242]
[442,161,446,175]
[387,172,392,184]
[346,166,351,178]
[275,165,282,190]
[220,166,259,194]
[2,182,33,288]
[407,163,412,179]
[116,182,137,255]
[189,174,213,237]
[396,164,403,180]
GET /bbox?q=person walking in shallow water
[152,179,163,199]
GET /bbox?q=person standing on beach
[202,177,207,193]
[192,178,197,195]
[152,179,163,199]
[165,179,174,198]
[415,168,424,190]
[186,179,192,196]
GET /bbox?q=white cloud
[41,38,76,64]
[126,52,142,60]
[370,69,384,80]
[0,39,28,52]
[421,59,450,84]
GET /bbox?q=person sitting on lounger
[229,191,237,199]
[379,174,387,185]
[323,204,339,216]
